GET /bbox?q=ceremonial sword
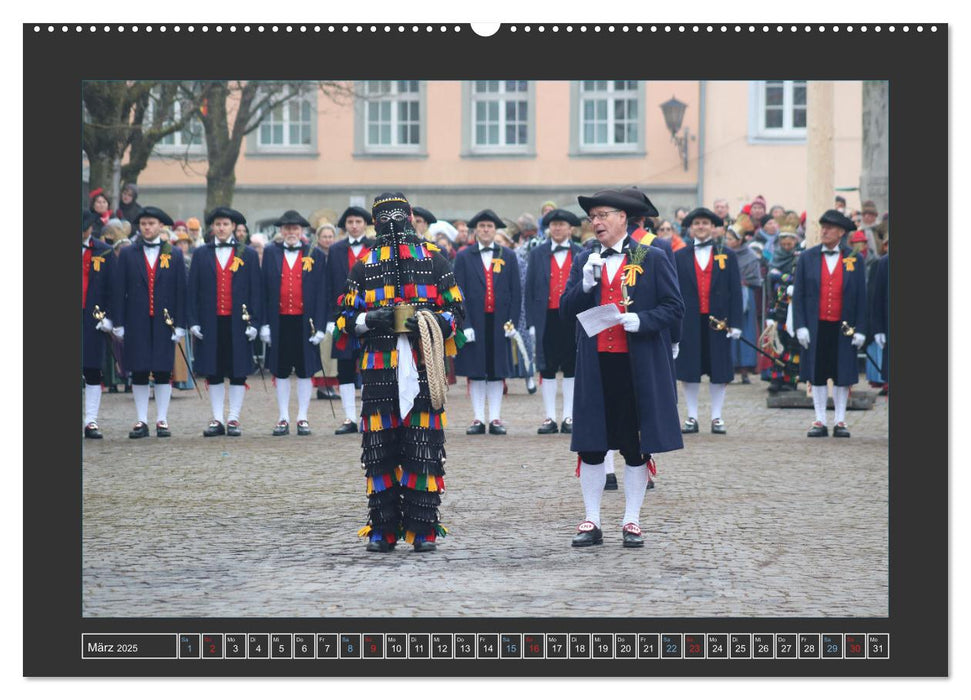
[310,318,336,418]
[162,307,203,399]
[91,305,124,376]
[709,315,786,368]
[242,304,267,392]
[841,321,883,373]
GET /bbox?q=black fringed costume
[333,192,465,549]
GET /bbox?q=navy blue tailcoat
[524,240,583,371]
[453,244,522,379]
[263,243,329,376]
[111,239,186,373]
[674,242,743,383]
[186,242,263,378]
[327,237,372,360]
[560,242,685,455]
[82,238,114,369]
[870,254,889,381]
[792,244,868,386]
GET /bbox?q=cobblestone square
[82,375,888,618]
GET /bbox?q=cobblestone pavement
[82,375,888,618]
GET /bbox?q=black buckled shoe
[226,420,241,437]
[622,523,645,548]
[335,419,358,435]
[604,473,618,491]
[128,421,149,439]
[561,417,573,434]
[155,420,171,438]
[711,418,727,435]
[272,420,290,436]
[203,420,225,437]
[646,477,655,490]
[413,540,437,553]
[84,422,103,439]
[807,421,828,438]
[571,521,603,547]
[296,420,311,436]
[832,422,851,438]
[466,420,486,435]
[488,420,507,435]
[681,417,699,434]
[537,418,559,434]
[366,539,396,553]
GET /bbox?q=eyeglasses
[589,210,622,221]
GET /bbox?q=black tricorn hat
[577,189,646,217]
[468,209,505,229]
[818,209,856,233]
[132,206,174,227]
[618,186,660,218]
[542,208,582,228]
[274,210,312,228]
[205,206,246,227]
[681,207,724,229]
[337,206,373,229]
[82,209,100,233]
[412,206,438,225]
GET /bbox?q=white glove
[581,252,604,292]
[875,333,886,349]
[851,333,866,349]
[463,328,476,343]
[189,325,204,340]
[620,312,640,333]
[528,326,536,338]
[765,318,777,328]
[796,327,810,349]
[245,325,258,341]
[111,326,124,339]
[326,321,336,334]
[95,317,113,333]
[259,324,271,345]
[671,342,680,359]
[786,285,794,297]
[504,326,517,339]
[309,330,325,345]
[171,327,185,342]
[727,327,742,340]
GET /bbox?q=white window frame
[577,80,640,154]
[361,81,423,154]
[749,80,808,142]
[250,88,317,155]
[469,80,531,154]
[147,90,206,156]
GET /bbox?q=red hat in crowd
[89,187,106,200]
[742,204,752,215]
[850,230,868,244]
[800,211,807,224]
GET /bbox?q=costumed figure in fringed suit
[761,269,802,393]
[333,192,465,553]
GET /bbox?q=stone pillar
[861,81,889,213]
[805,82,835,247]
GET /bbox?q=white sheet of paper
[576,304,624,337]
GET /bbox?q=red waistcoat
[548,250,572,309]
[597,257,629,353]
[819,253,844,322]
[484,258,496,313]
[347,242,368,272]
[694,253,713,314]
[280,252,304,316]
[216,251,234,316]
[144,252,157,317]
[82,248,91,309]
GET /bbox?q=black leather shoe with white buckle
[711,418,726,434]
[571,521,603,547]
[335,420,358,435]
[622,523,644,548]
[681,417,699,434]
[155,420,171,438]
[488,420,507,435]
[226,420,241,437]
[537,419,559,434]
[129,421,149,439]
[84,422,103,439]
[272,420,290,436]
[466,420,486,435]
[832,422,851,438]
[296,420,311,436]
[561,417,573,434]
[807,421,828,438]
[203,420,225,437]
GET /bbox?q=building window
[147,90,205,155]
[259,96,313,148]
[362,81,422,152]
[472,80,529,148]
[579,80,639,151]
[750,80,807,141]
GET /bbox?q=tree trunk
[87,155,115,195]
[206,171,236,212]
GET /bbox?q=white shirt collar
[550,238,571,250]
[600,237,625,255]
[349,236,364,246]
[83,236,92,248]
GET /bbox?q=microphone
[593,262,601,282]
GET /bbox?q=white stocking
[579,461,606,528]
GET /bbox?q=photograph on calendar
[78,74,891,620]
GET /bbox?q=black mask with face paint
[372,192,414,242]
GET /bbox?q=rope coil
[415,309,448,410]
